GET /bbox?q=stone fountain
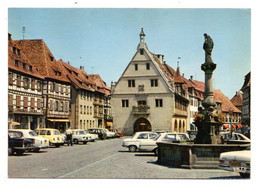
[156,34,250,168]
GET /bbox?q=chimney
[190,76,193,80]
[182,73,184,77]
[111,81,117,94]
[156,54,164,64]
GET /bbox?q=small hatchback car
[35,128,64,147]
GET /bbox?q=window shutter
[37,99,41,109]
[31,98,35,108]
[59,101,62,111]
[61,86,64,93]
[24,97,28,108]
[8,94,13,106]
[17,76,21,87]
[23,77,26,88]
[16,96,21,107]
[9,73,13,85]
[31,79,35,90]
[49,100,53,110]
[50,82,53,91]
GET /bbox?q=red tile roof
[14,39,70,83]
[8,34,44,79]
[230,92,243,107]
[89,74,111,96]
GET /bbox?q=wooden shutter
[24,97,28,108]
[8,94,13,106]
[31,79,35,90]
[37,99,41,109]
[49,100,53,110]
[17,76,21,87]
[16,96,21,107]
[9,73,13,85]
[31,98,35,108]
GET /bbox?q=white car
[122,132,158,152]
[103,129,116,138]
[218,150,250,178]
[84,131,98,142]
[72,130,88,144]
[9,129,49,152]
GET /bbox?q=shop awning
[223,124,230,128]
[232,124,236,128]
[10,121,20,125]
[48,119,70,122]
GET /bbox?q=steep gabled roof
[241,72,251,91]
[89,74,111,96]
[8,34,44,79]
[230,91,243,108]
[14,39,70,83]
[213,90,242,113]
[59,60,94,92]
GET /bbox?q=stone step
[181,161,219,169]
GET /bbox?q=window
[8,94,13,106]
[9,73,13,85]
[128,80,135,87]
[50,82,54,92]
[155,99,163,107]
[146,63,150,70]
[15,60,19,67]
[37,81,42,91]
[137,133,148,139]
[17,49,21,55]
[135,64,138,70]
[151,79,158,87]
[84,106,86,114]
[31,98,35,108]
[122,99,129,107]
[138,100,146,106]
[17,75,21,87]
[50,55,54,61]
[55,101,59,111]
[47,130,51,135]
[22,63,26,70]
[140,49,144,55]
[13,47,16,54]
[31,79,35,90]
[80,105,82,114]
[23,78,30,89]
[16,96,21,107]
[23,97,28,108]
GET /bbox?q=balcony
[132,105,150,115]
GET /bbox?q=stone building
[8,34,45,130]
[111,29,189,135]
[14,39,71,133]
[60,61,111,130]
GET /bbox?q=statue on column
[203,33,214,64]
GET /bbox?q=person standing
[66,127,73,146]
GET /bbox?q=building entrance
[134,117,151,133]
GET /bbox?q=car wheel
[73,139,79,144]
[8,147,13,156]
[83,141,87,144]
[16,150,24,156]
[129,145,137,152]
[239,173,250,178]
[34,148,40,152]
[154,148,158,156]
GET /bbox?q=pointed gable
[230,91,243,108]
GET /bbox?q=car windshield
[53,130,60,135]
[79,131,85,135]
[29,131,38,136]
[163,134,177,142]
[154,134,161,141]
[9,131,22,138]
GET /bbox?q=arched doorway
[134,117,151,133]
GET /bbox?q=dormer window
[15,60,19,67]
[29,65,33,72]
[13,47,16,54]
[17,49,21,55]
[50,55,54,61]
[22,63,26,70]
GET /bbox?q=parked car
[218,149,250,178]
[87,128,107,140]
[35,128,64,147]
[220,132,251,144]
[103,129,116,138]
[71,130,88,144]
[84,130,99,142]
[122,131,158,152]
[138,132,191,155]
[9,129,49,152]
[8,131,34,155]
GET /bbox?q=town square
[1,1,257,185]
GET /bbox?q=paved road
[8,136,242,179]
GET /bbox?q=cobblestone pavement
[8,136,242,179]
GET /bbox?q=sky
[8,8,251,99]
